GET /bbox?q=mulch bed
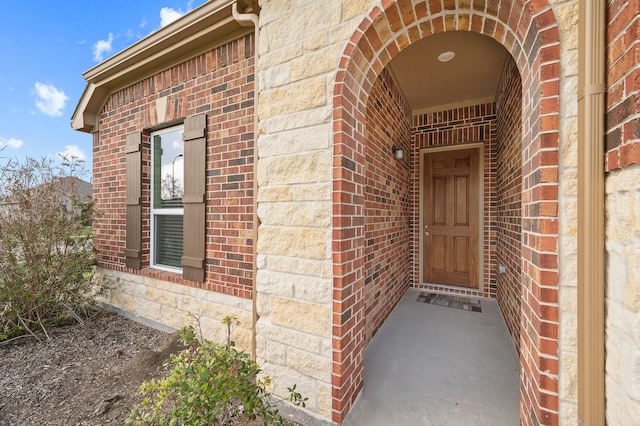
[0,309,177,426]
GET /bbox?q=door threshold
[416,282,484,297]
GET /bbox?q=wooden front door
[423,147,480,288]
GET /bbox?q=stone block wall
[98,268,253,350]
[605,165,640,424]
[605,0,640,423]
[254,1,349,421]
[553,1,580,423]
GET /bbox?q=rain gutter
[577,0,606,424]
[232,1,260,360]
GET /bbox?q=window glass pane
[152,125,184,270]
[153,128,184,209]
[155,215,183,268]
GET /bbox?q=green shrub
[0,156,106,341]
[126,316,305,425]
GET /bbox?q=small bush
[126,316,304,425]
[0,156,106,341]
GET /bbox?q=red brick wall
[495,56,523,351]
[606,0,640,170]
[333,1,561,423]
[93,35,255,298]
[364,68,412,343]
[411,103,498,299]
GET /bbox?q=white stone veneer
[97,268,253,352]
[605,164,640,425]
[553,0,580,423]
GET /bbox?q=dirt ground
[0,309,180,426]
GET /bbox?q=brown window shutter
[181,114,206,282]
[125,132,142,270]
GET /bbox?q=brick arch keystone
[331,1,561,424]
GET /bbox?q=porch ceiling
[388,31,509,114]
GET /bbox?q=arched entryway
[332,2,560,425]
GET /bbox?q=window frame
[150,125,184,272]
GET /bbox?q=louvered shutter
[125,132,142,269]
[181,114,206,282]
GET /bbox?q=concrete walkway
[343,289,520,426]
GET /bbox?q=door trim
[419,142,485,294]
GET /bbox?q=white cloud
[160,7,185,27]
[0,136,24,150]
[34,82,69,117]
[93,33,114,62]
[140,18,147,28]
[57,145,87,161]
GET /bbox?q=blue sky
[0,0,207,170]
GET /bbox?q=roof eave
[71,0,250,133]
[71,83,108,133]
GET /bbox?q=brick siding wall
[411,103,498,299]
[605,0,640,170]
[333,1,561,423]
[495,56,523,351]
[93,35,255,299]
[364,68,412,343]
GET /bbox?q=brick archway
[332,1,561,425]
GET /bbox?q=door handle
[425,231,430,236]
[425,225,429,236]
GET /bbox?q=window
[151,126,184,270]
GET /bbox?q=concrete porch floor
[343,289,520,426]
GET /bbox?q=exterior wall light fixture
[392,146,404,160]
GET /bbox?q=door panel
[423,147,480,289]
[433,177,447,225]
[432,236,446,271]
[455,176,469,225]
[454,237,469,273]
